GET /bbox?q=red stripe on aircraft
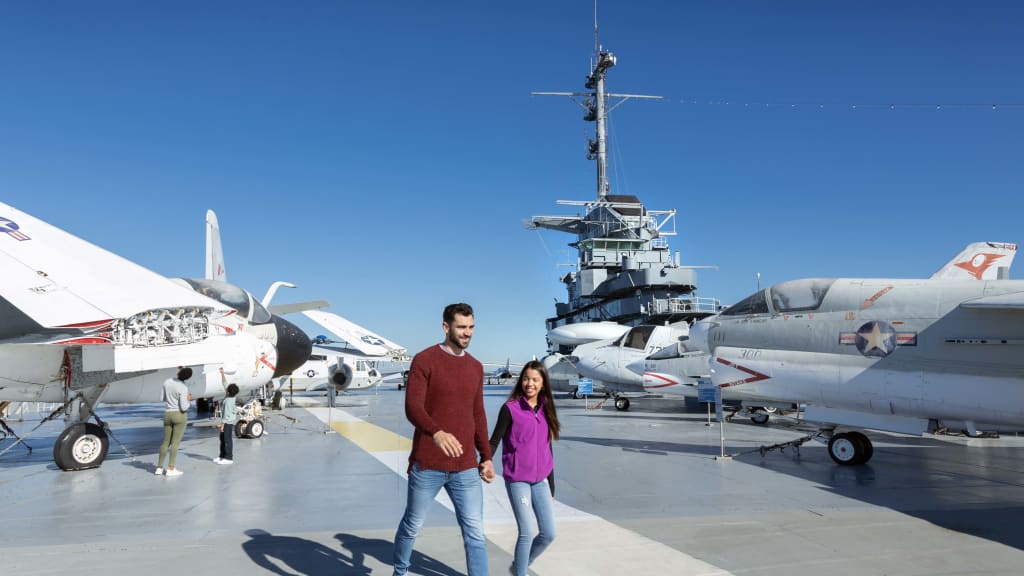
[258,353,276,372]
[52,337,113,345]
[57,319,114,329]
[642,372,679,389]
[714,357,770,388]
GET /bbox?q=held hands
[479,460,495,483]
[432,430,463,458]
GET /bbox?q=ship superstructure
[529,42,720,353]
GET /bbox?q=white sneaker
[154,467,164,475]
[213,458,223,464]
[165,468,184,477]
[216,459,233,465]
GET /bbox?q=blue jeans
[393,464,488,576]
[506,479,556,576]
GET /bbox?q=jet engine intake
[328,362,354,392]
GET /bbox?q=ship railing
[650,296,722,315]
[650,237,669,250]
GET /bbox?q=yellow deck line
[328,420,412,453]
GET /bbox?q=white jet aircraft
[544,322,691,409]
[0,203,314,470]
[640,241,1020,422]
[689,242,1024,466]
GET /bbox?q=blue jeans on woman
[505,479,556,576]
[392,464,488,576]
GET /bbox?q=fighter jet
[689,243,1024,466]
[0,202,313,470]
[637,241,1020,423]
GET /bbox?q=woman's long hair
[508,360,560,440]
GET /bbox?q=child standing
[215,369,239,465]
[488,360,560,576]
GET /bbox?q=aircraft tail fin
[931,242,1017,280]
[205,210,227,282]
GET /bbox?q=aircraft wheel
[749,410,770,425]
[235,420,248,438]
[614,397,630,411]
[762,406,778,414]
[828,432,868,465]
[53,422,109,471]
[246,419,265,439]
[846,431,874,464]
[571,387,581,400]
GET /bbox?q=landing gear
[53,422,109,471]
[571,387,581,399]
[827,431,873,465]
[749,409,770,425]
[245,418,265,439]
[614,396,630,411]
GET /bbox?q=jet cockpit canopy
[723,278,837,316]
[177,278,273,324]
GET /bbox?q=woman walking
[489,360,560,576]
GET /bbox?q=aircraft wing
[959,292,1024,310]
[0,202,227,340]
[268,300,330,316]
[302,310,405,356]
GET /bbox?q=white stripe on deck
[308,407,733,576]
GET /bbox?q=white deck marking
[308,407,734,576]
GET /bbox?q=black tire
[846,431,874,464]
[53,422,109,471]
[246,419,265,438]
[235,420,247,438]
[614,397,630,411]
[571,387,581,399]
[828,432,868,465]
[750,410,770,425]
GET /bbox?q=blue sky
[3,2,1024,365]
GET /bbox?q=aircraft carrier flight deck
[3,386,1024,576]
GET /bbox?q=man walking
[393,303,494,576]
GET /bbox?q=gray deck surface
[3,386,1024,575]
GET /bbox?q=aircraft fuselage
[695,278,1024,432]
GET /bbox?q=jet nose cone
[272,315,312,377]
[689,319,714,354]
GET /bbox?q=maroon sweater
[405,344,491,473]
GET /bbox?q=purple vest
[500,397,554,483]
